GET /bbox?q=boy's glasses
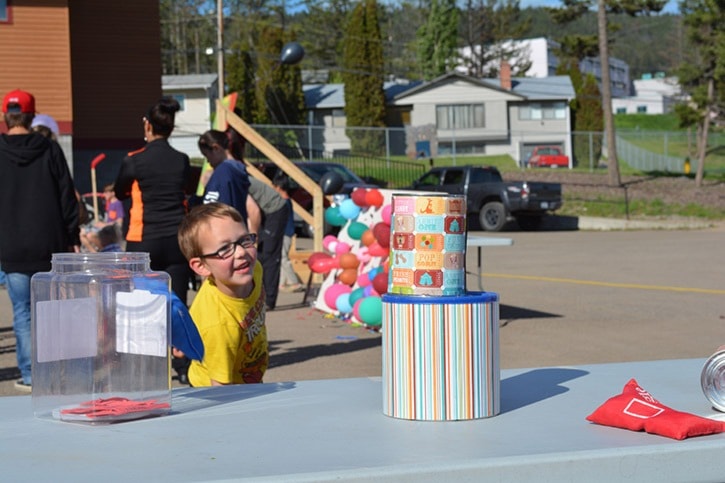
[200,234,257,259]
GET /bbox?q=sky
[519,0,679,14]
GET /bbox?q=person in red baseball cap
[0,89,81,392]
[1,89,36,114]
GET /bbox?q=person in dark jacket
[115,97,193,384]
[114,97,192,304]
[0,89,81,392]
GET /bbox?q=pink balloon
[323,235,338,251]
[357,272,371,287]
[381,204,392,225]
[356,247,371,264]
[352,298,363,321]
[334,241,351,254]
[324,283,352,310]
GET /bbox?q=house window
[1,0,11,23]
[436,104,485,130]
[171,94,186,111]
[616,107,627,114]
[636,105,647,113]
[519,102,567,121]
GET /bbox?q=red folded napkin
[586,378,725,440]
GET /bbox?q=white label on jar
[116,289,167,357]
[36,298,98,362]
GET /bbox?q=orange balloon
[337,268,358,286]
[339,253,360,269]
[361,229,376,247]
[365,189,384,207]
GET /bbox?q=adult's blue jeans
[6,272,32,385]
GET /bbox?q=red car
[527,146,569,168]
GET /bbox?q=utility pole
[217,0,224,100]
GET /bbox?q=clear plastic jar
[31,252,171,423]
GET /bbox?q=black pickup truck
[408,165,562,231]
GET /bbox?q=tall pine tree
[417,0,459,80]
[342,0,386,155]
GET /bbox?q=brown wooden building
[0,0,162,192]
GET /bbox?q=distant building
[458,37,632,98]
[162,74,218,156]
[611,74,683,115]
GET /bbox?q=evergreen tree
[226,41,256,122]
[417,0,460,80]
[342,0,387,155]
[677,0,725,187]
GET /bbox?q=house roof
[303,72,574,109]
[486,75,575,101]
[303,81,421,109]
[162,74,218,90]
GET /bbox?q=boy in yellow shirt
[177,202,268,386]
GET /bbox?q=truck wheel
[479,202,506,232]
[517,215,543,231]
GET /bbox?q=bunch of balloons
[307,187,393,327]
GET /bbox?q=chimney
[500,59,512,90]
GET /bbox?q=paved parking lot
[1,222,723,396]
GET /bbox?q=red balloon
[372,223,391,248]
[372,272,388,295]
[309,252,339,273]
[368,241,388,257]
[365,189,384,207]
[351,188,369,207]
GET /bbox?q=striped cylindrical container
[382,292,500,421]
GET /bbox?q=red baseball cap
[2,89,36,114]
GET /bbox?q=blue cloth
[283,199,295,237]
[203,160,251,221]
[0,268,6,285]
[132,277,204,361]
[6,272,31,384]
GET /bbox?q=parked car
[254,161,378,237]
[407,165,562,231]
[527,146,570,168]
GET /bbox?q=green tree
[417,0,460,80]
[548,0,666,186]
[677,0,725,187]
[342,0,387,155]
[226,40,257,122]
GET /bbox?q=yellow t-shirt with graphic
[188,262,268,386]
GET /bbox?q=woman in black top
[115,97,192,304]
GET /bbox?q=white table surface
[467,235,514,290]
[2,358,724,482]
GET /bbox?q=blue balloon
[339,198,362,220]
[336,293,352,314]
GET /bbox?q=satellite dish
[280,42,305,65]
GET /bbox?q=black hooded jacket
[0,132,80,273]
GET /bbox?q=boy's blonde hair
[178,202,245,260]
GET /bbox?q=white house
[162,73,218,156]
[305,71,575,165]
[612,75,683,114]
